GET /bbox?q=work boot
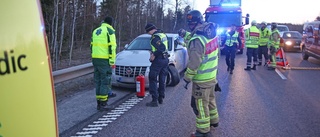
[158,96,164,104]
[268,67,276,70]
[146,99,158,107]
[251,65,256,70]
[227,67,230,71]
[210,122,219,128]
[257,62,262,66]
[230,69,233,74]
[244,66,251,71]
[99,101,113,111]
[193,131,213,137]
[96,100,101,110]
[108,93,117,98]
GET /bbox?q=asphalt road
[57,50,320,137]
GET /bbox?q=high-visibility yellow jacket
[245,26,260,48]
[151,32,168,53]
[185,35,219,83]
[269,29,280,48]
[259,28,271,46]
[225,31,239,46]
[91,23,117,65]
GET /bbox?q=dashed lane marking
[70,93,149,137]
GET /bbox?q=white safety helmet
[251,20,257,25]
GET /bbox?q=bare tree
[69,0,78,65]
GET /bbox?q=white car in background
[112,33,188,88]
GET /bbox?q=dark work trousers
[246,48,258,68]
[225,45,237,70]
[92,58,112,102]
[258,45,268,65]
[149,57,169,101]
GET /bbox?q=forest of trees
[41,0,319,71]
[40,0,193,70]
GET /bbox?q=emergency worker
[268,22,281,70]
[244,20,260,71]
[183,10,219,137]
[178,28,191,46]
[221,24,241,74]
[91,16,117,110]
[145,23,169,107]
[258,21,271,66]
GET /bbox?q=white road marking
[71,93,149,137]
[275,68,287,80]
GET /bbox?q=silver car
[112,33,188,88]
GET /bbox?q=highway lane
[58,50,320,137]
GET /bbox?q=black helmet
[271,22,277,29]
[178,29,186,37]
[186,10,204,25]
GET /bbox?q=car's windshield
[127,36,173,51]
[282,32,302,39]
[267,25,289,32]
[278,26,289,32]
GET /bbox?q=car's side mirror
[124,44,129,49]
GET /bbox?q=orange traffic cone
[275,47,289,67]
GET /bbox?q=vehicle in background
[300,21,320,61]
[204,0,249,55]
[280,31,302,52]
[112,33,188,88]
[267,24,289,35]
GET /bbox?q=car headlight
[285,41,292,46]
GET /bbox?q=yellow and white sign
[0,1,58,137]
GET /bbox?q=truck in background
[204,0,249,54]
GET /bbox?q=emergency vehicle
[0,1,58,137]
[204,0,249,54]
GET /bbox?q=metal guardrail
[52,63,93,84]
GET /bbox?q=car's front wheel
[302,46,309,60]
[166,65,180,86]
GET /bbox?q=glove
[183,78,191,89]
[214,83,221,92]
[149,52,155,62]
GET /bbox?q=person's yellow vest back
[259,28,270,46]
[189,35,219,83]
[151,33,168,52]
[245,26,260,48]
[91,23,115,59]
[225,32,239,46]
[270,29,280,48]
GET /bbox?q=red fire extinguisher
[136,75,145,98]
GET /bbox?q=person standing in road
[145,23,169,107]
[183,10,219,137]
[178,28,191,47]
[258,21,271,66]
[221,24,242,74]
[268,22,281,70]
[91,16,117,111]
[244,20,260,71]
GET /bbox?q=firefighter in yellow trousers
[183,10,219,137]
[268,22,281,70]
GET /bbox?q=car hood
[116,50,151,66]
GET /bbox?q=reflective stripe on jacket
[91,23,117,64]
[225,31,239,46]
[186,35,219,83]
[245,26,260,48]
[151,33,168,52]
[259,28,271,46]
